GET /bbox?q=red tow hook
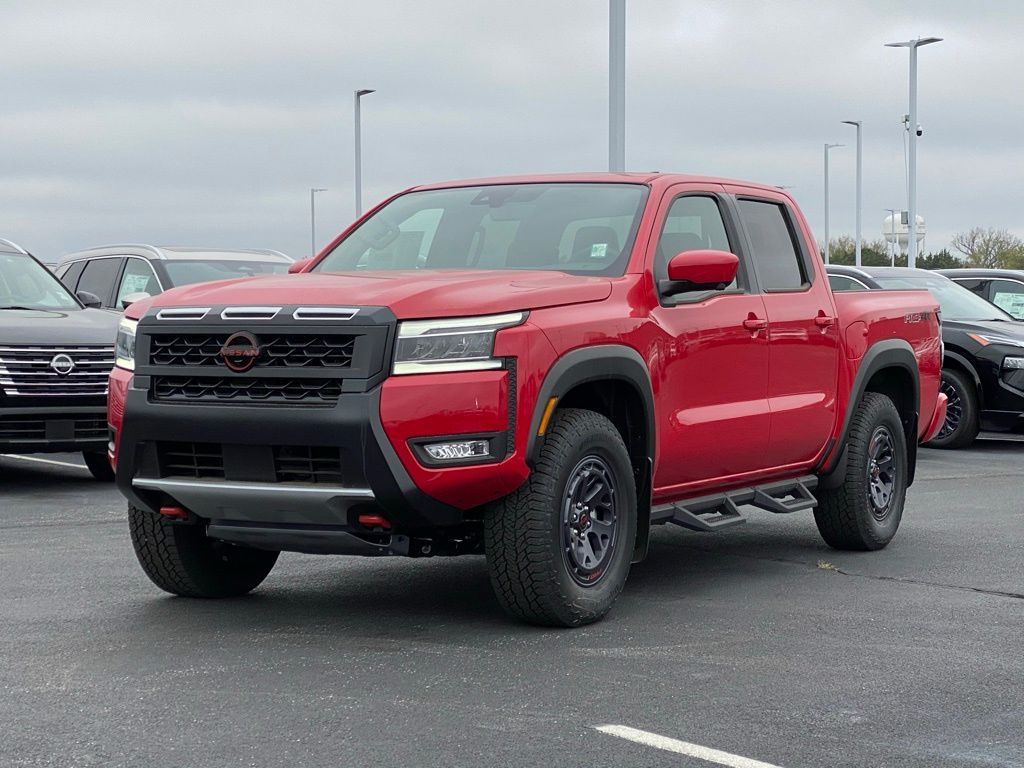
[159,505,189,521]
[357,513,392,530]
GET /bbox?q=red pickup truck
[108,173,946,626]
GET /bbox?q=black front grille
[149,334,355,369]
[272,445,344,484]
[157,442,225,478]
[0,415,107,443]
[155,441,345,485]
[152,376,342,405]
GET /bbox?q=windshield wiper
[0,305,42,311]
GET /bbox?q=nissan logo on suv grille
[49,353,75,376]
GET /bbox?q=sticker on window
[121,274,151,294]
[590,243,608,259]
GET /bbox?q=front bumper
[0,404,108,454]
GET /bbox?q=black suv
[54,245,292,312]
[0,239,120,479]
[937,268,1024,320]
[827,265,1024,448]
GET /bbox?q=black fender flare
[820,339,920,487]
[524,345,656,563]
[942,348,984,410]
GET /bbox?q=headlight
[967,332,1024,349]
[393,312,526,375]
[1003,356,1024,370]
[115,318,138,371]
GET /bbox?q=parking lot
[1,443,1021,768]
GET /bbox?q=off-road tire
[82,450,115,481]
[484,408,636,627]
[926,368,979,449]
[815,392,908,551]
[128,505,278,597]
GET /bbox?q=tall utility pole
[885,37,942,268]
[608,0,626,172]
[310,188,327,257]
[354,89,375,216]
[823,143,843,264]
[842,120,863,266]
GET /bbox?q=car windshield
[314,183,649,277]
[164,260,289,287]
[872,274,1013,322]
[0,251,81,311]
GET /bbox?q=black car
[54,245,292,312]
[827,265,1024,448]
[0,238,120,479]
[937,268,1024,320]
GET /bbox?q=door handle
[814,313,836,328]
[743,315,768,331]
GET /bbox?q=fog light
[423,440,490,461]
[1004,356,1024,369]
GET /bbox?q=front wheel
[128,505,278,597]
[83,450,115,481]
[815,392,908,551]
[926,368,979,449]
[484,408,636,627]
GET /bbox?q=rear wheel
[927,368,979,449]
[484,408,636,627]
[82,450,115,481]
[815,392,908,551]
[128,505,278,597]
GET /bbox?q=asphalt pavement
[1,444,1022,768]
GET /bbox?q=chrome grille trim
[0,346,113,397]
[220,306,281,320]
[156,307,211,320]
[292,307,360,320]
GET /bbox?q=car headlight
[1003,356,1024,370]
[115,318,138,371]
[967,332,1024,349]
[393,312,526,375]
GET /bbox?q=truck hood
[146,270,613,319]
[0,308,120,346]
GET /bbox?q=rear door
[76,257,124,310]
[648,184,771,491]
[727,188,840,467]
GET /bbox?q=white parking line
[595,725,785,768]
[0,454,87,470]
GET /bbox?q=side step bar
[651,475,818,533]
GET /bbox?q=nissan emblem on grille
[219,332,261,372]
[49,354,75,376]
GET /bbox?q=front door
[648,185,771,497]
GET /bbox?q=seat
[571,226,621,263]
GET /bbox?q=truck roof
[410,172,790,195]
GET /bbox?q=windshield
[0,251,81,311]
[314,183,649,277]
[872,274,1013,322]
[165,260,289,287]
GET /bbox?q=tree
[951,227,1024,269]
[917,248,965,270]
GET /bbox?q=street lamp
[823,143,844,264]
[310,188,327,258]
[885,36,942,269]
[608,0,626,172]
[354,88,375,216]
[841,120,863,266]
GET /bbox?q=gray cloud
[1,0,1021,261]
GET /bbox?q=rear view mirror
[288,258,313,274]
[76,290,102,309]
[121,291,151,310]
[661,250,739,297]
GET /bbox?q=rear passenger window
[738,199,808,291]
[989,279,1024,319]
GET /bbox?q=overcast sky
[2,0,1021,262]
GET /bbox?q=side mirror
[288,258,314,274]
[661,250,739,297]
[120,291,151,310]
[76,290,102,309]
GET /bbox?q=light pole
[354,88,375,216]
[823,143,843,264]
[310,188,327,257]
[608,0,626,172]
[885,37,942,269]
[842,120,863,266]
